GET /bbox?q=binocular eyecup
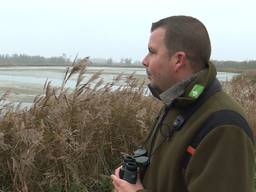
[119,148,149,184]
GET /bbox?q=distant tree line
[0,54,71,66]
[0,54,255,72]
[92,57,141,67]
[212,60,256,72]
[0,54,142,67]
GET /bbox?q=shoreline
[0,64,251,73]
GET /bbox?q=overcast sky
[0,0,255,61]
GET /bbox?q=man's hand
[111,167,144,192]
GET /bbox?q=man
[111,15,255,192]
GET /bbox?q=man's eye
[148,49,154,54]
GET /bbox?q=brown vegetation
[226,70,256,134]
[0,59,160,192]
[0,59,255,191]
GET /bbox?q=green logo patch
[188,84,204,99]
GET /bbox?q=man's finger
[115,167,121,177]
[111,174,122,191]
[111,175,120,186]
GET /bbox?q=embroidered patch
[188,84,204,99]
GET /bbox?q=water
[0,66,239,105]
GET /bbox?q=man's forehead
[149,28,166,47]
[150,28,166,39]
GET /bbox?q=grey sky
[0,0,255,61]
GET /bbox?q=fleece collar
[173,61,217,108]
[149,62,217,108]
[159,70,204,107]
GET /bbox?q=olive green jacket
[138,63,255,192]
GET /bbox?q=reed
[0,59,160,191]
[226,70,256,133]
[0,59,254,191]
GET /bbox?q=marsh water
[0,66,239,106]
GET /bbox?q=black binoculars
[119,148,149,184]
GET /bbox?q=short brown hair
[151,16,211,70]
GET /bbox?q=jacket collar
[159,71,200,107]
[173,61,217,108]
[149,62,217,108]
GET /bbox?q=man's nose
[142,55,148,67]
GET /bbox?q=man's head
[142,15,211,93]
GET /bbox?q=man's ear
[173,51,187,72]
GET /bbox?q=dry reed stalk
[1,60,254,191]
[0,59,160,191]
[226,73,256,134]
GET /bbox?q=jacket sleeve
[185,125,255,192]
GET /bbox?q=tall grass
[0,59,161,192]
[225,70,256,133]
[0,60,255,191]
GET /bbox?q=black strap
[146,105,170,156]
[145,78,222,157]
[182,110,254,169]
